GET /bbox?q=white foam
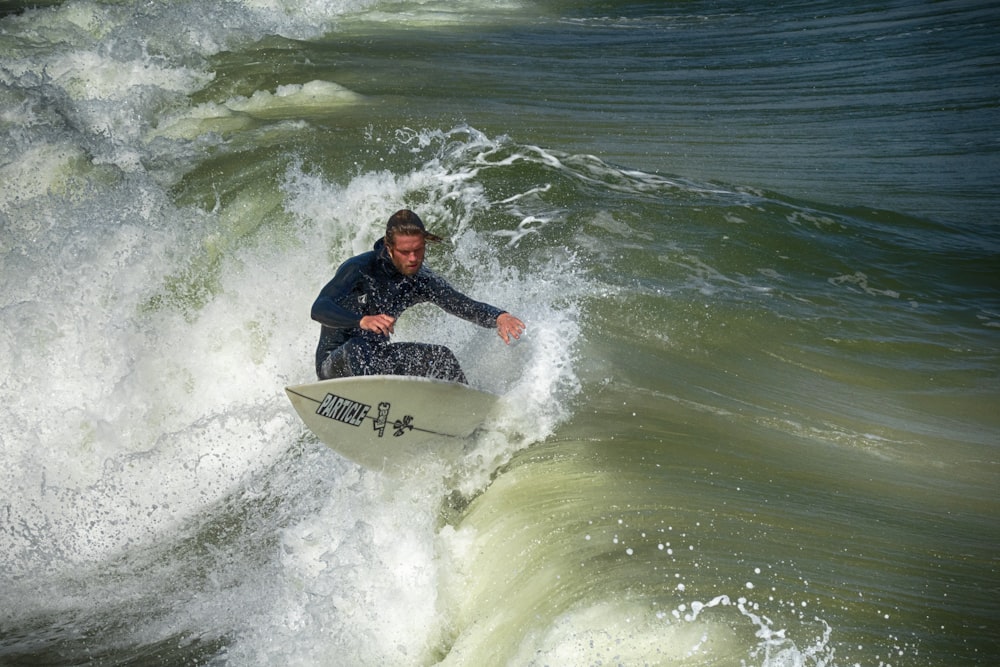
[153,80,365,141]
[44,50,211,102]
[505,601,744,666]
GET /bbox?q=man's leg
[386,342,467,384]
[319,338,383,379]
[319,346,351,380]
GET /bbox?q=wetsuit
[311,238,504,383]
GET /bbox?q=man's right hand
[360,314,396,336]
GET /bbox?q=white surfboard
[285,375,498,472]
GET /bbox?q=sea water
[1,1,998,665]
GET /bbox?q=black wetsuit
[311,238,504,383]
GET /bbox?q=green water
[2,1,997,665]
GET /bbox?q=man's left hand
[496,313,526,345]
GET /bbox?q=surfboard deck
[285,375,498,472]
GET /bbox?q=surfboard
[285,375,498,472]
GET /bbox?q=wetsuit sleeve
[311,257,365,329]
[422,272,505,328]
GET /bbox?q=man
[311,209,526,383]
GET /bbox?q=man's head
[384,209,443,276]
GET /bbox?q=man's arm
[312,255,398,337]
[311,259,365,329]
[423,272,525,344]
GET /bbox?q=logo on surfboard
[317,393,415,438]
[373,401,390,436]
[316,392,371,427]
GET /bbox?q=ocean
[1,1,998,665]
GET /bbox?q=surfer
[311,209,526,383]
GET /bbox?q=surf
[3,1,998,665]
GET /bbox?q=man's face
[387,234,426,276]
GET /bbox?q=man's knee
[319,340,371,379]
[392,342,466,383]
[319,351,349,379]
[423,344,467,383]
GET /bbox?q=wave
[2,2,996,664]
